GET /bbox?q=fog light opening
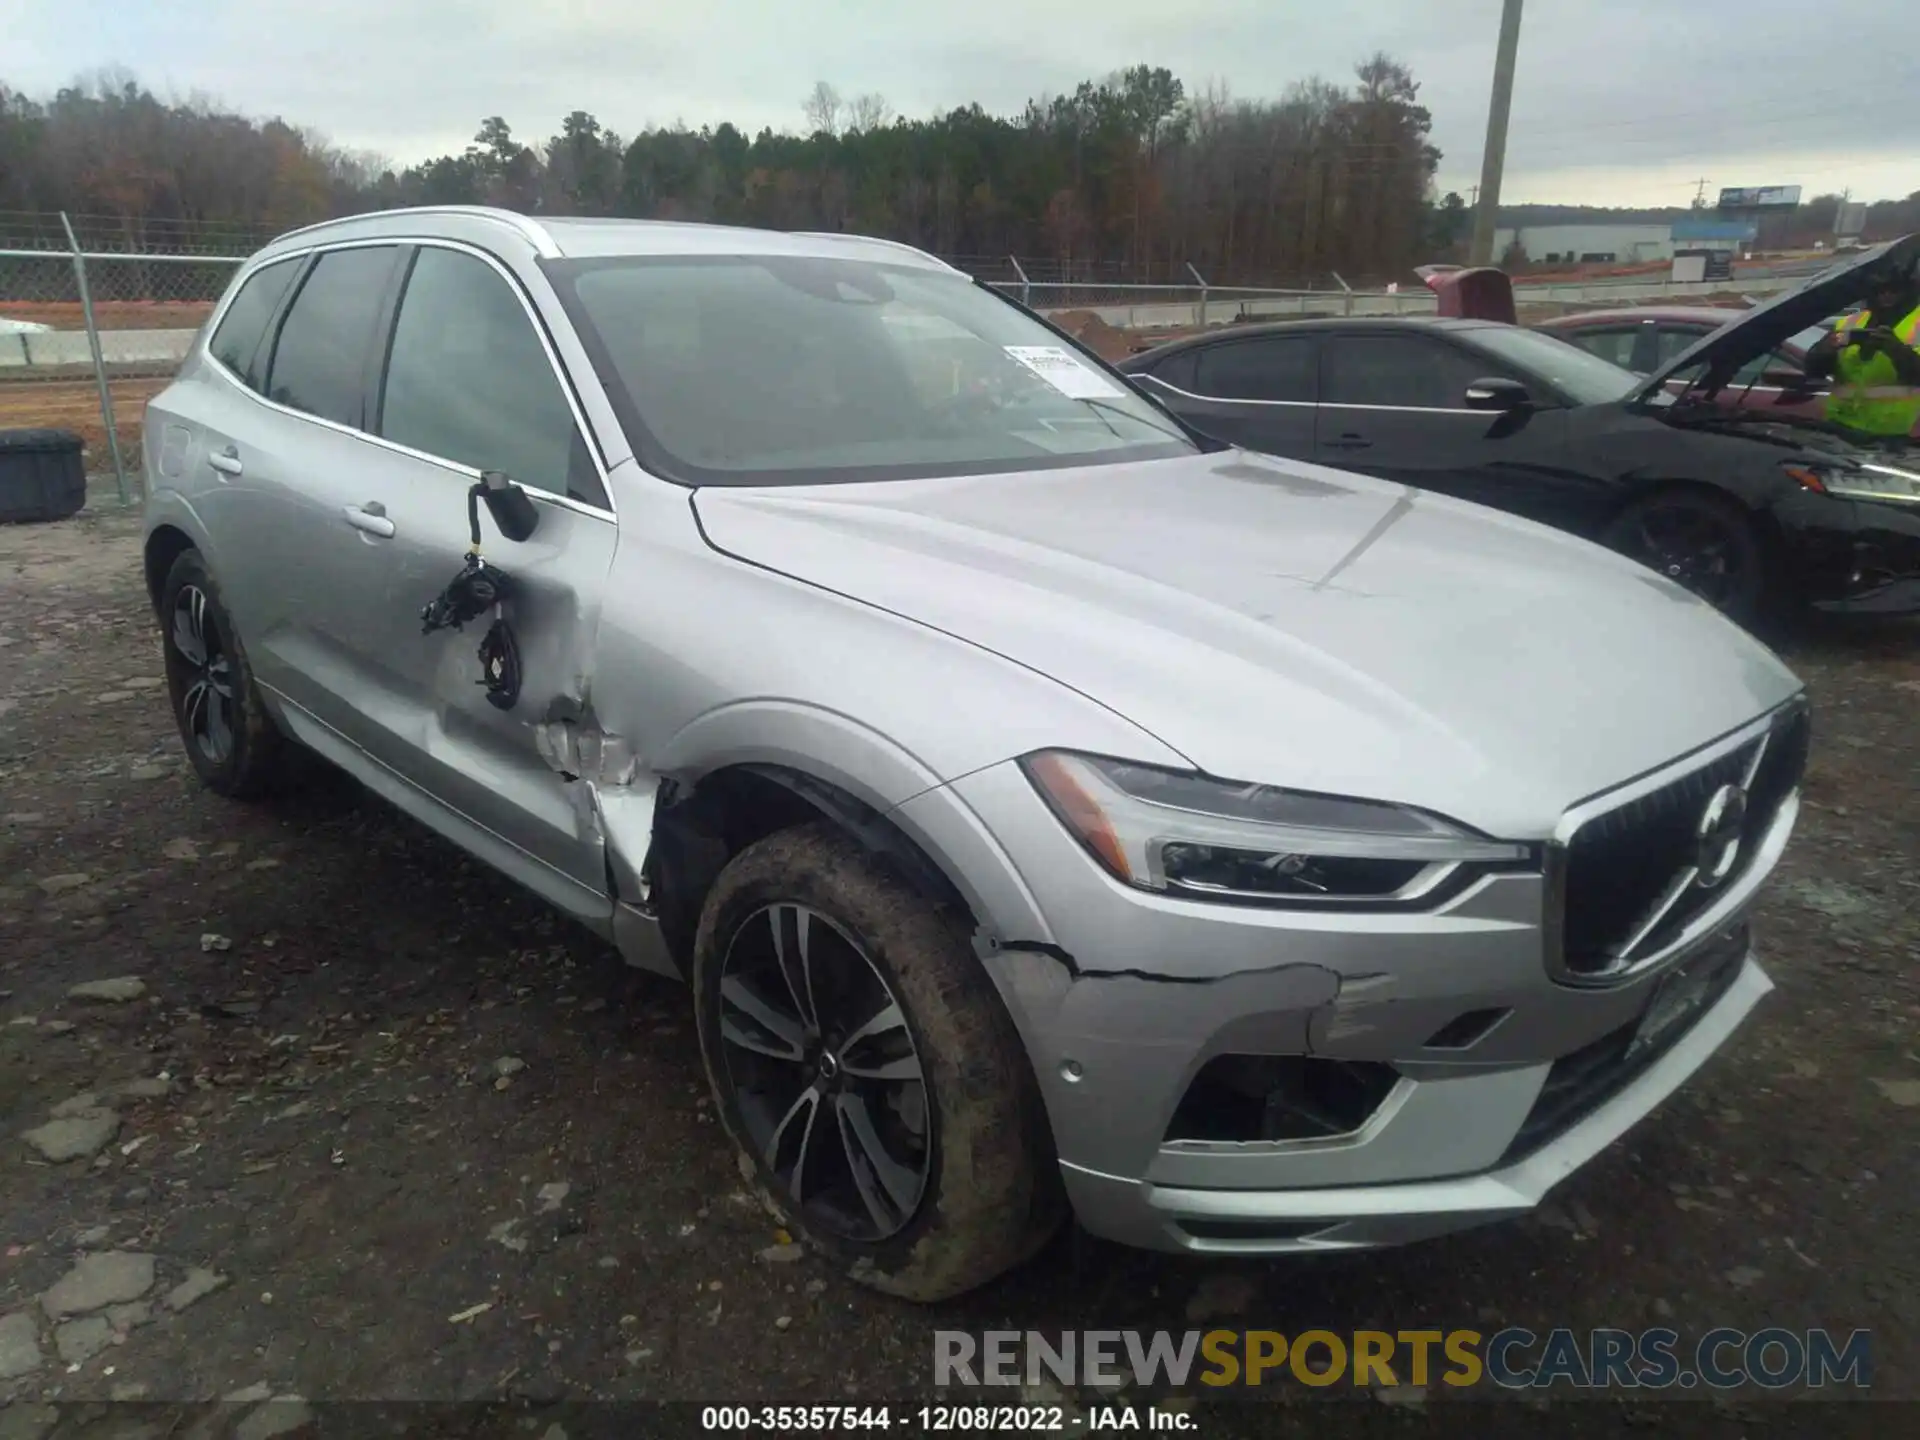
[1165,1054,1399,1143]
[1423,1007,1512,1050]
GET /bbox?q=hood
[692,453,1802,838]
[1652,403,1889,457]
[1636,232,1920,399]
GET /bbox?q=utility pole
[1469,0,1526,266]
[1691,177,1710,209]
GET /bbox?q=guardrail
[993,271,1801,331]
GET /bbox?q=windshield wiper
[1071,394,1188,444]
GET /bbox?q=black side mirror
[475,470,540,543]
[1464,377,1531,411]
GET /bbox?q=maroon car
[1537,307,1833,422]
[1539,305,1810,373]
[1413,268,1855,425]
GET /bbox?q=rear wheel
[1600,489,1768,623]
[693,821,1061,1301]
[158,549,297,798]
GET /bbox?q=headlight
[1020,750,1532,908]
[1785,461,1920,503]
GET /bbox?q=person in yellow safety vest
[1802,265,1920,437]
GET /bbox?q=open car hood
[1634,232,1920,401]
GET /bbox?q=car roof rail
[787,232,959,271]
[265,206,560,257]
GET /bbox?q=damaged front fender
[534,696,676,979]
[973,929,1344,1180]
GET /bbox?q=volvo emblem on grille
[1694,783,1748,889]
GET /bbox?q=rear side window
[208,259,299,390]
[1566,326,1642,372]
[1195,336,1317,402]
[377,247,606,507]
[266,246,399,427]
[1321,334,1490,408]
[1143,350,1198,390]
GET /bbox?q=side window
[1730,348,1800,387]
[1144,349,1198,390]
[1193,336,1317,402]
[378,247,606,508]
[266,247,400,427]
[208,258,299,391]
[1321,334,1491,409]
[1565,327,1642,372]
[1652,325,1713,371]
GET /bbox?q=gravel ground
[0,490,1914,1436]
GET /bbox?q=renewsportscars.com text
[934,1327,1873,1391]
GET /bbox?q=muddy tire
[157,549,297,799]
[693,821,1061,1301]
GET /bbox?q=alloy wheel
[169,584,236,765]
[1624,502,1748,609]
[715,903,931,1242]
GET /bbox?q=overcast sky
[4,0,1917,207]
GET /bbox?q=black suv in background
[1118,236,1920,625]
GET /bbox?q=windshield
[544,254,1196,486]
[1469,325,1642,405]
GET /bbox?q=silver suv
[141,207,1807,1300]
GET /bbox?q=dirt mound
[0,376,165,472]
[0,301,214,332]
[1049,309,1134,362]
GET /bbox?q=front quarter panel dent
[972,935,1347,1177]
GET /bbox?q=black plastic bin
[0,428,87,523]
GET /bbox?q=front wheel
[693,822,1061,1301]
[1599,489,1768,624]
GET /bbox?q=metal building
[1489,223,1675,265]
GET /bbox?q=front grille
[1558,704,1808,976]
[1501,924,1747,1165]
[1747,704,1811,827]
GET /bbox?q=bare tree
[847,93,892,133]
[801,81,844,137]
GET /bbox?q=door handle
[1326,434,1373,450]
[207,447,243,477]
[342,503,395,539]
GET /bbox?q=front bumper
[889,717,1796,1257]
[1062,952,1770,1254]
[1775,489,1920,613]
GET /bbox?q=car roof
[1539,306,1747,329]
[251,205,962,274]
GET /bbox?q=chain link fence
[982,279,1439,326]
[1,212,254,500]
[0,228,1415,501]
[6,211,1779,506]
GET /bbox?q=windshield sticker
[1003,345,1125,399]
